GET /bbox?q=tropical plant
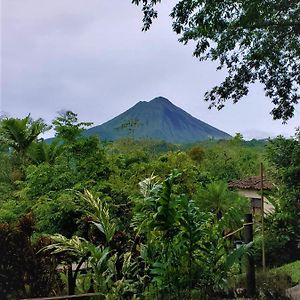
[0,115,50,159]
[42,190,143,298]
[261,134,300,266]
[52,111,92,143]
[79,189,117,245]
[201,140,261,182]
[0,216,61,300]
[133,172,249,299]
[195,181,249,224]
[28,139,63,165]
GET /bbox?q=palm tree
[28,139,62,165]
[196,181,249,226]
[0,115,50,159]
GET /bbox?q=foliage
[195,181,249,224]
[255,271,291,300]
[201,138,261,181]
[79,189,117,244]
[133,173,249,298]
[52,110,92,143]
[0,151,14,185]
[31,193,84,236]
[0,115,51,199]
[0,198,29,223]
[0,215,61,300]
[187,145,205,163]
[151,151,205,196]
[272,260,300,285]
[266,135,300,194]
[0,115,50,157]
[2,111,293,298]
[39,176,250,299]
[261,134,300,266]
[42,190,141,299]
[43,234,91,260]
[23,137,108,198]
[132,0,300,121]
[17,135,110,235]
[28,139,63,165]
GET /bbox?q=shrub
[256,271,292,300]
[232,270,292,300]
[0,214,61,300]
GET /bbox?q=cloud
[1,0,299,138]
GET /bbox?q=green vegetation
[0,113,299,299]
[272,260,300,285]
[133,1,300,121]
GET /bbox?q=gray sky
[1,0,299,140]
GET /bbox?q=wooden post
[260,162,266,271]
[244,213,256,298]
[67,264,75,295]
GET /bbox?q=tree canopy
[52,110,92,143]
[1,112,299,298]
[0,115,50,157]
[132,0,300,121]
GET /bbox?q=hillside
[85,97,231,143]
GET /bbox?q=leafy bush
[256,271,292,300]
[0,214,61,300]
[133,172,249,299]
[0,198,29,223]
[262,135,300,267]
[232,270,292,300]
[32,193,85,237]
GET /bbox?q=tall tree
[132,0,300,121]
[0,115,50,158]
[52,111,92,143]
[263,133,300,265]
[266,133,300,200]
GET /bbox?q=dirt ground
[286,284,300,300]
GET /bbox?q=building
[228,176,274,214]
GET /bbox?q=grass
[271,260,300,285]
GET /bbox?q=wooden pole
[244,213,256,297]
[261,162,266,271]
[67,264,75,295]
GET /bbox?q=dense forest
[0,112,299,299]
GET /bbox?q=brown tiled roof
[228,176,273,190]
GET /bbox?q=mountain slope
[85,97,231,143]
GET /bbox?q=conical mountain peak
[150,96,172,104]
[85,97,231,143]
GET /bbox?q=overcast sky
[1,0,299,140]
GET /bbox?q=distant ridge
[85,97,231,143]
